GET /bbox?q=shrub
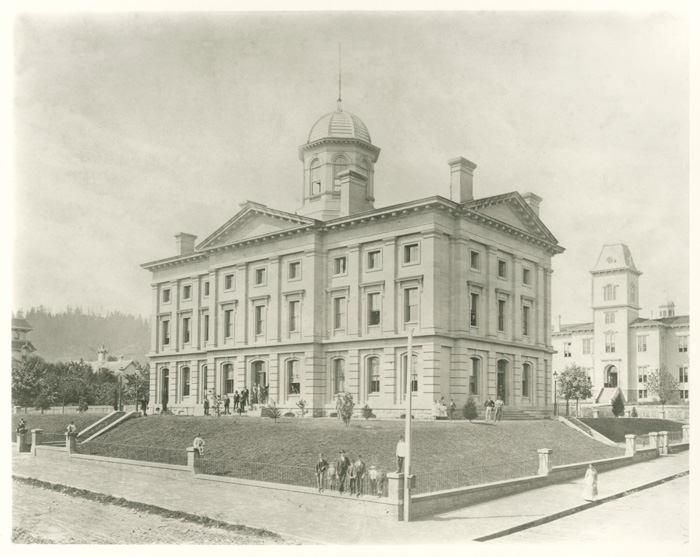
[362,404,373,420]
[631,406,638,418]
[339,392,355,427]
[463,396,478,422]
[611,394,625,417]
[296,399,308,418]
[268,402,282,422]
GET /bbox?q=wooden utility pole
[403,328,413,522]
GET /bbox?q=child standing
[368,465,378,496]
[327,462,337,491]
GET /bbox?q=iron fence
[75,441,188,466]
[668,430,684,445]
[635,434,650,448]
[549,446,624,467]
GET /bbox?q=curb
[474,469,689,542]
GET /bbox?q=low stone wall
[580,404,689,422]
[70,453,190,479]
[34,445,71,460]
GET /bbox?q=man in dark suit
[336,450,350,495]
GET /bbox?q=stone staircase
[76,411,126,441]
[595,387,621,404]
[80,411,140,443]
[498,408,549,420]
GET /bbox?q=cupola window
[310,159,322,195]
[333,156,348,191]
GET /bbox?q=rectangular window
[605,333,616,353]
[678,336,688,352]
[367,250,381,270]
[404,243,419,264]
[224,365,234,395]
[637,366,648,384]
[288,300,300,332]
[368,292,381,326]
[582,338,592,355]
[470,250,480,271]
[203,314,210,342]
[368,358,380,393]
[203,281,210,297]
[603,285,617,301]
[334,256,347,275]
[470,293,479,327]
[183,285,192,300]
[522,366,530,397]
[224,274,234,290]
[523,268,531,286]
[498,300,506,332]
[182,317,191,344]
[162,320,170,346]
[469,359,480,395]
[522,305,531,337]
[288,360,300,395]
[255,268,266,286]
[498,259,507,279]
[288,261,300,280]
[333,297,346,330]
[679,366,688,383]
[404,288,418,323]
[679,390,689,400]
[605,312,615,324]
[182,368,190,396]
[638,389,647,399]
[162,289,171,304]
[255,305,265,336]
[564,342,572,358]
[224,309,233,338]
[637,335,647,352]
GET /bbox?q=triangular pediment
[198,202,316,250]
[466,192,558,244]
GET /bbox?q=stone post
[682,425,689,443]
[65,433,77,454]
[625,434,636,457]
[648,432,659,454]
[537,449,552,476]
[187,447,202,474]
[386,472,404,503]
[658,409,665,419]
[658,431,669,455]
[592,410,600,418]
[30,429,43,456]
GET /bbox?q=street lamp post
[403,328,413,523]
[553,371,558,417]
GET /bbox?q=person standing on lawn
[583,464,598,501]
[347,459,358,496]
[336,450,350,494]
[494,395,504,422]
[376,469,386,498]
[484,397,495,422]
[233,391,240,412]
[315,453,328,492]
[327,461,337,491]
[204,396,210,416]
[140,399,148,416]
[354,455,366,497]
[368,465,378,496]
[396,435,406,473]
[193,433,205,455]
[448,399,457,420]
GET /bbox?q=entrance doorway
[497,360,508,404]
[605,365,618,388]
[161,368,169,411]
[253,361,266,387]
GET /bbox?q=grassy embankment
[578,418,683,443]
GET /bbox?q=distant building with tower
[552,244,690,404]
[142,97,565,417]
[86,343,139,376]
[11,317,36,360]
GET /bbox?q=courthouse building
[552,244,690,404]
[142,100,565,417]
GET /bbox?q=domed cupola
[298,100,381,221]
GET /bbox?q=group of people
[483,395,505,422]
[315,451,386,497]
[432,397,458,419]
[203,384,270,416]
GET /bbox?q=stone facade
[143,102,564,416]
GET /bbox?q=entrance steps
[79,411,140,443]
[595,387,621,404]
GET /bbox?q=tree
[362,403,373,420]
[12,355,50,408]
[124,363,150,411]
[556,364,593,417]
[296,399,309,418]
[269,401,282,422]
[611,393,625,417]
[339,392,355,427]
[631,406,638,418]
[463,396,478,422]
[645,368,679,412]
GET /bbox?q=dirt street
[12,479,296,545]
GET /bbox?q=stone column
[658,431,669,455]
[15,432,29,454]
[187,447,202,474]
[386,472,404,503]
[537,449,552,476]
[658,409,665,419]
[66,434,77,454]
[625,434,636,457]
[30,429,43,456]
[648,432,659,453]
[682,425,689,443]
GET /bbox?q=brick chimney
[175,233,197,255]
[448,157,477,202]
[522,192,542,217]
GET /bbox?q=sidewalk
[12,449,689,544]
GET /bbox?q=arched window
[497,359,508,402]
[470,357,480,395]
[310,159,322,195]
[332,359,345,394]
[182,367,190,396]
[287,360,300,395]
[333,156,348,190]
[522,363,531,397]
[223,363,234,394]
[252,360,266,387]
[402,353,419,393]
[368,357,380,393]
[201,365,208,397]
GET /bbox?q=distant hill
[13,306,150,364]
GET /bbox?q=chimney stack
[522,192,542,217]
[175,232,197,255]
[448,157,477,202]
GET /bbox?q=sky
[11,11,690,324]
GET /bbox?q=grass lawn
[11,414,104,441]
[579,418,684,442]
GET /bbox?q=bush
[631,406,638,418]
[463,396,478,422]
[296,399,308,418]
[611,394,625,417]
[362,404,374,420]
[339,393,355,427]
